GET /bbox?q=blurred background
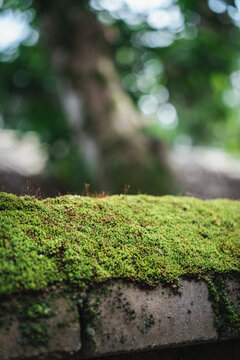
[0,0,240,198]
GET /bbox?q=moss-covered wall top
[0,192,239,296]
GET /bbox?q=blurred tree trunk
[38,1,171,194]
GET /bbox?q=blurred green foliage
[106,0,240,152]
[0,0,240,192]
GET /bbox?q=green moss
[19,321,50,346]
[17,297,54,321]
[138,314,155,334]
[205,275,240,336]
[0,192,240,295]
[17,297,54,346]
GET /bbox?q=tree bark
[38,1,171,194]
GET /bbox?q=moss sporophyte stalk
[0,192,239,295]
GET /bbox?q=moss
[17,297,54,346]
[17,297,54,321]
[205,275,240,336]
[138,314,155,334]
[81,295,101,352]
[19,321,50,346]
[0,192,240,296]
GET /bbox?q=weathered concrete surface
[0,279,239,359]
[0,293,81,360]
[82,280,218,358]
[225,278,240,314]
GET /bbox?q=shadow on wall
[91,339,240,360]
